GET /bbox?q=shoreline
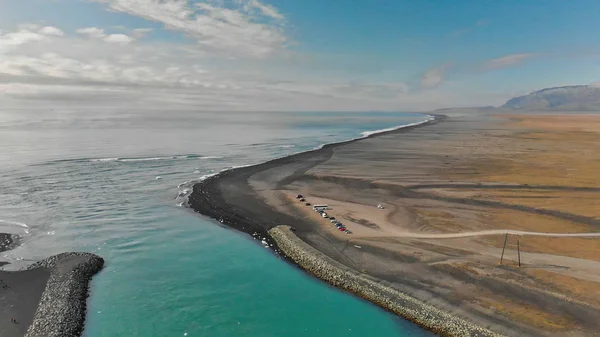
[186,114,505,336]
[189,112,600,336]
[187,114,443,254]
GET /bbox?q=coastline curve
[186,114,511,336]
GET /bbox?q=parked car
[344,230,352,234]
[305,202,311,206]
[296,194,303,199]
[299,198,305,202]
[329,217,336,220]
[338,227,346,231]
[321,213,328,218]
[330,219,337,223]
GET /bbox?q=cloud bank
[0,1,540,111]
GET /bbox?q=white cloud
[482,53,535,70]
[244,0,284,21]
[420,63,452,89]
[0,29,48,52]
[77,27,134,44]
[76,27,107,39]
[0,22,496,111]
[92,0,287,58]
[104,33,134,44]
[38,26,65,37]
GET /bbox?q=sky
[0,0,599,111]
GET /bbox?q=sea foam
[360,116,435,137]
[89,155,222,163]
[0,219,29,228]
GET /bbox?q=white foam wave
[90,158,119,162]
[198,172,220,180]
[311,116,434,152]
[181,114,436,208]
[0,219,29,228]
[360,116,435,137]
[89,155,221,163]
[120,156,182,162]
[220,164,253,172]
[176,172,220,190]
[277,145,296,148]
[188,115,436,187]
[177,181,190,188]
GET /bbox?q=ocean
[0,110,433,337]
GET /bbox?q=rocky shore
[25,252,104,337]
[0,233,17,252]
[269,226,503,337]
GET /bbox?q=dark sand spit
[188,115,509,336]
[189,113,600,337]
[188,116,442,252]
[0,252,104,337]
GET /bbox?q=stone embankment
[268,225,504,337]
[25,252,104,337]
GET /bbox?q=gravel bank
[269,225,504,337]
[25,252,104,337]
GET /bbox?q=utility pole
[517,238,521,267]
[500,233,508,265]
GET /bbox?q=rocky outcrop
[25,252,104,337]
[0,233,17,253]
[269,226,504,337]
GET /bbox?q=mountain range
[501,84,600,111]
[434,84,600,115]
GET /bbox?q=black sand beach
[188,116,442,246]
[0,267,50,337]
[189,113,600,337]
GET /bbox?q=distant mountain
[501,85,600,111]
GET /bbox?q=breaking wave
[90,155,222,163]
[360,116,435,137]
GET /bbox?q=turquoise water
[0,110,433,337]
